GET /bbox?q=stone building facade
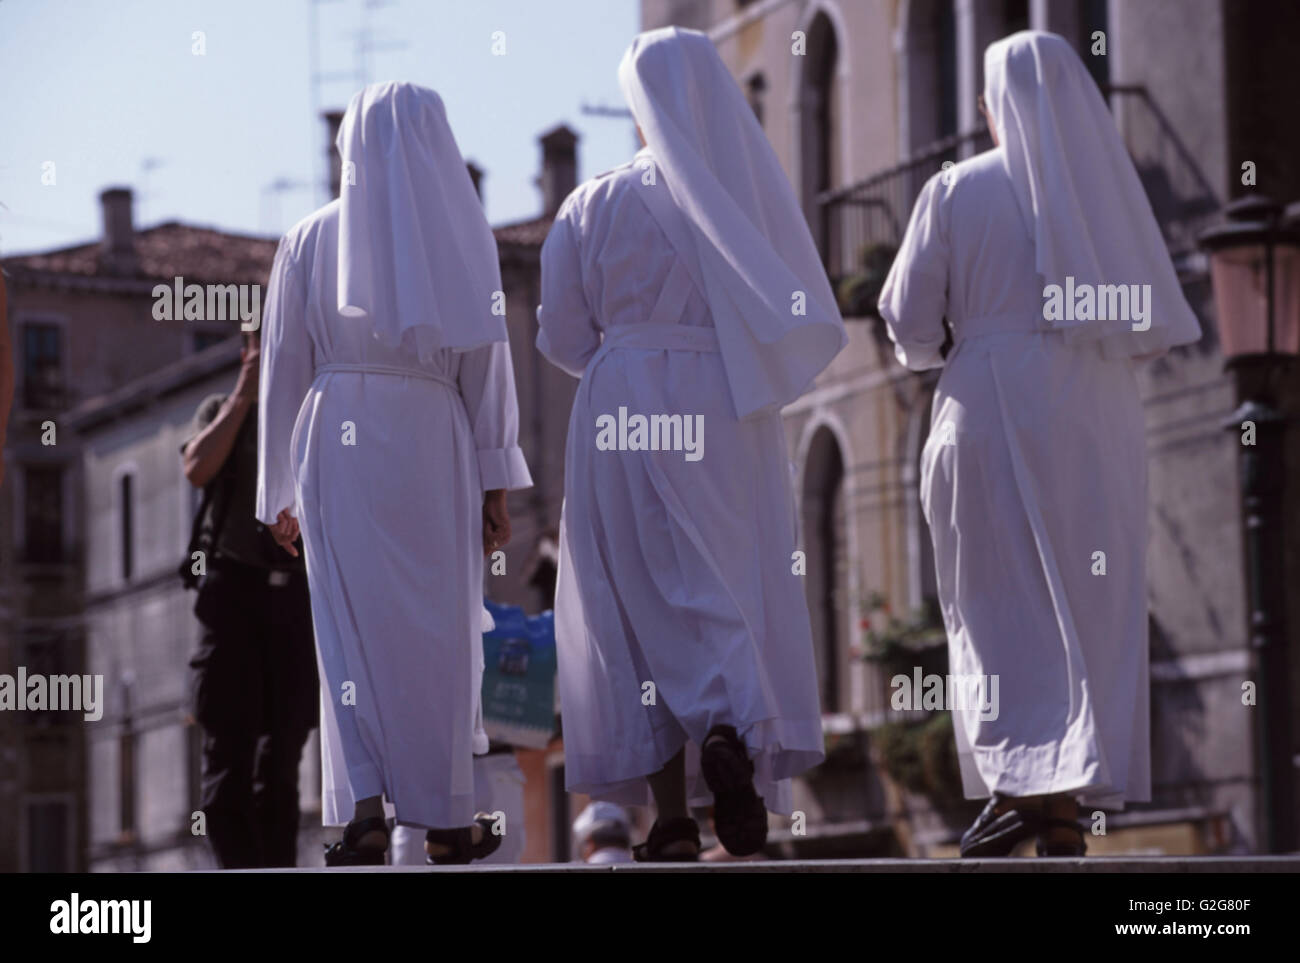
[639,0,1300,855]
[1,195,276,871]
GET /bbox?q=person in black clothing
[181,330,318,868]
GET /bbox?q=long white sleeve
[256,238,314,525]
[457,338,533,493]
[536,206,601,378]
[878,174,950,371]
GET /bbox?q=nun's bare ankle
[1044,794,1079,817]
[353,795,384,820]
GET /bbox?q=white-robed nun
[878,32,1201,857]
[256,82,532,866]
[538,27,846,860]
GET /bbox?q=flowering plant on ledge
[853,591,946,672]
[854,593,964,806]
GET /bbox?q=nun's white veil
[335,82,507,358]
[983,31,1200,357]
[619,28,847,419]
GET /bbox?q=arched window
[801,426,848,713]
[797,11,842,257]
[1003,0,1030,35]
[119,472,135,582]
[902,0,958,156]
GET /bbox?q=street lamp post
[1198,195,1300,854]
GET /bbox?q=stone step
[226,855,1300,873]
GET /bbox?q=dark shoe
[324,816,389,867]
[959,794,1039,858]
[425,812,503,865]
[1036,818,1087,857]
[632,817,701,862]
[700,724,768,857]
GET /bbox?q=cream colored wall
[79,373,229,857]
[83,392,209,598]
[679,1,901,193]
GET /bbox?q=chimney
[324,109,345,199]
[538,125,579,218]
[466,161,484,205]
[99,187,137,275]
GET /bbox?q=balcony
[818,129,991,314]
[20,378,70,416]
[817,85,1220,318]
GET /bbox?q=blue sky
[0,0,641,255]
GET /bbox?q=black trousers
[190,560,319,868]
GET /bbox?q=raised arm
[182,345,258,487]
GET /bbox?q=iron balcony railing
[817,84,1220,316]
[817,129,991,313]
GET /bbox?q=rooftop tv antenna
[261,177,312,234]
[581,101,638,153]
[308,0,407,205]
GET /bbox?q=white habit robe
[878,152,1156,808]
[256,200,532,829]
[538,153,827,815]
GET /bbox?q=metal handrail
[816,127,990,208]
[816,83,1221,299]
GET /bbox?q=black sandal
[425,812,503,865]
[700,724,767,857]
[632,817,701,862]
[324,816,390,867]
[1036,818,1087,857]
[959,794,1039,858]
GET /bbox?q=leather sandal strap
[425,824,473,859]
[1036,817,1087,857]
[703,724,747,757]
[649,817,700,851]
[428,814,502,863]
[344,816,390,849]
[633,817,700,861]
[468,814,502,860]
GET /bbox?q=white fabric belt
[959,312,1068,341]
[599,324,720,353]
[316,362,457,389]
